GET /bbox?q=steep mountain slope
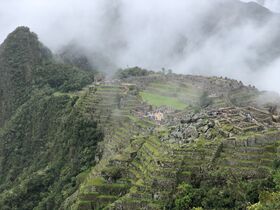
[0,27,102,210]
[0,26,51,127]
[0,27,92,127]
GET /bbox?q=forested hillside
[0,27,103,210]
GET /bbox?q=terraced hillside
[62,73,280,210]
[2,27,280,210]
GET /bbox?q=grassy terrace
[139,81,203,110]
[140,91,187,110]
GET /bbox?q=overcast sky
[1,0,280,93]
[241,0,280,12]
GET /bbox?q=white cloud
[0,0,280,92]
[240,0,280,12]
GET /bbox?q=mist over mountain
[1,0,280,92]
[2,2,280,210]
[242,0,280,12]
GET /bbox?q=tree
[174,183,195,210]
[199,92,213,108]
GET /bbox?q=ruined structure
[62,74,280,210]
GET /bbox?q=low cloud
[241,0,280,13]
[1,0,280,92]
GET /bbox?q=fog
[241,0,280,12]
[1,0,280,92]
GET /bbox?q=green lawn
[140,91,187,110]
[144,83,202,107]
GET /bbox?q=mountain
[243,0,280,13]
[58,43,97,73]
[1,21,280,210]
[0,26,52,127]
[0,27,93,127]
[0,27,101,210]
[182,0,280,71]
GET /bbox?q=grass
[140,91,187,110]
[53,91,76,97]
[85,177,105,186]
[128,115,155,127]
[144,142,161,157]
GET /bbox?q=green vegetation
[0,26,93,127]
[248,159,280,209]
[0,91,103,210]
[116,66,151,79]
[34,62,93,92]
[0,27,101,210]
[172,174,276,210]
[199,91,213,108]
[140,91,187,110]
[174,183,194,210]
[147,82,202,104]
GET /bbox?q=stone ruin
[132,104,176,124]
[163,106,280,145]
